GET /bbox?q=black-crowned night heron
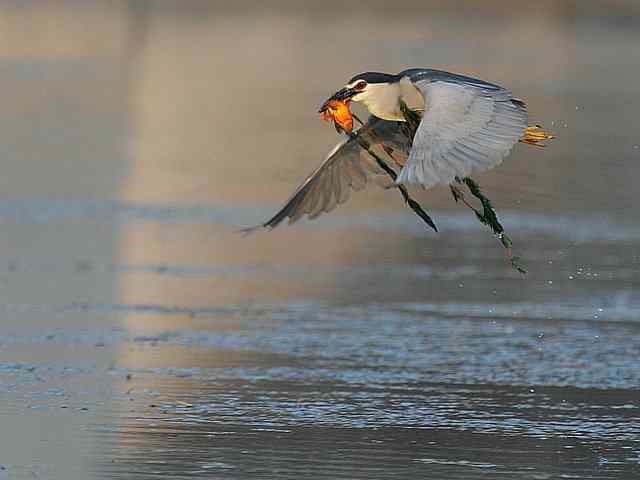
[246,68,551,232]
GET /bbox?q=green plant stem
[398,100,525,274]
[348,131,437,232]
[451,177,526,274]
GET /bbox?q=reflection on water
[0,2,639,479]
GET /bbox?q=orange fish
[320,99,354,134]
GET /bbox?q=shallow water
[0,2,639,479]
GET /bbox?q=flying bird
[245,67,551,232]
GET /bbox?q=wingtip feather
[236,224,267,236]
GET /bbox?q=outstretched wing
[396,68,528,188]
[243,117,408,232]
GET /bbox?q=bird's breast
[362,81,425,121]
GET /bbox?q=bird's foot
[519,125,555,147]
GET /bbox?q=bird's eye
[354,80,367,91]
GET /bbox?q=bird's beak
[318,87,356,113]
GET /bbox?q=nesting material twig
[344,121,437,232]
[398,100,526,274]
[450,178,526,274]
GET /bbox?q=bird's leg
[450,177,526,274]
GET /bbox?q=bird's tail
[519,125,555,147]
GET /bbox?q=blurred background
[0,1,638,479]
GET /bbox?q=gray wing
[396,68,528,188]
[243,117,408,232]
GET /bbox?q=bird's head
[319,72,402,121]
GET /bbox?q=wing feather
[397,69,528,188]
[243,116,408,232]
